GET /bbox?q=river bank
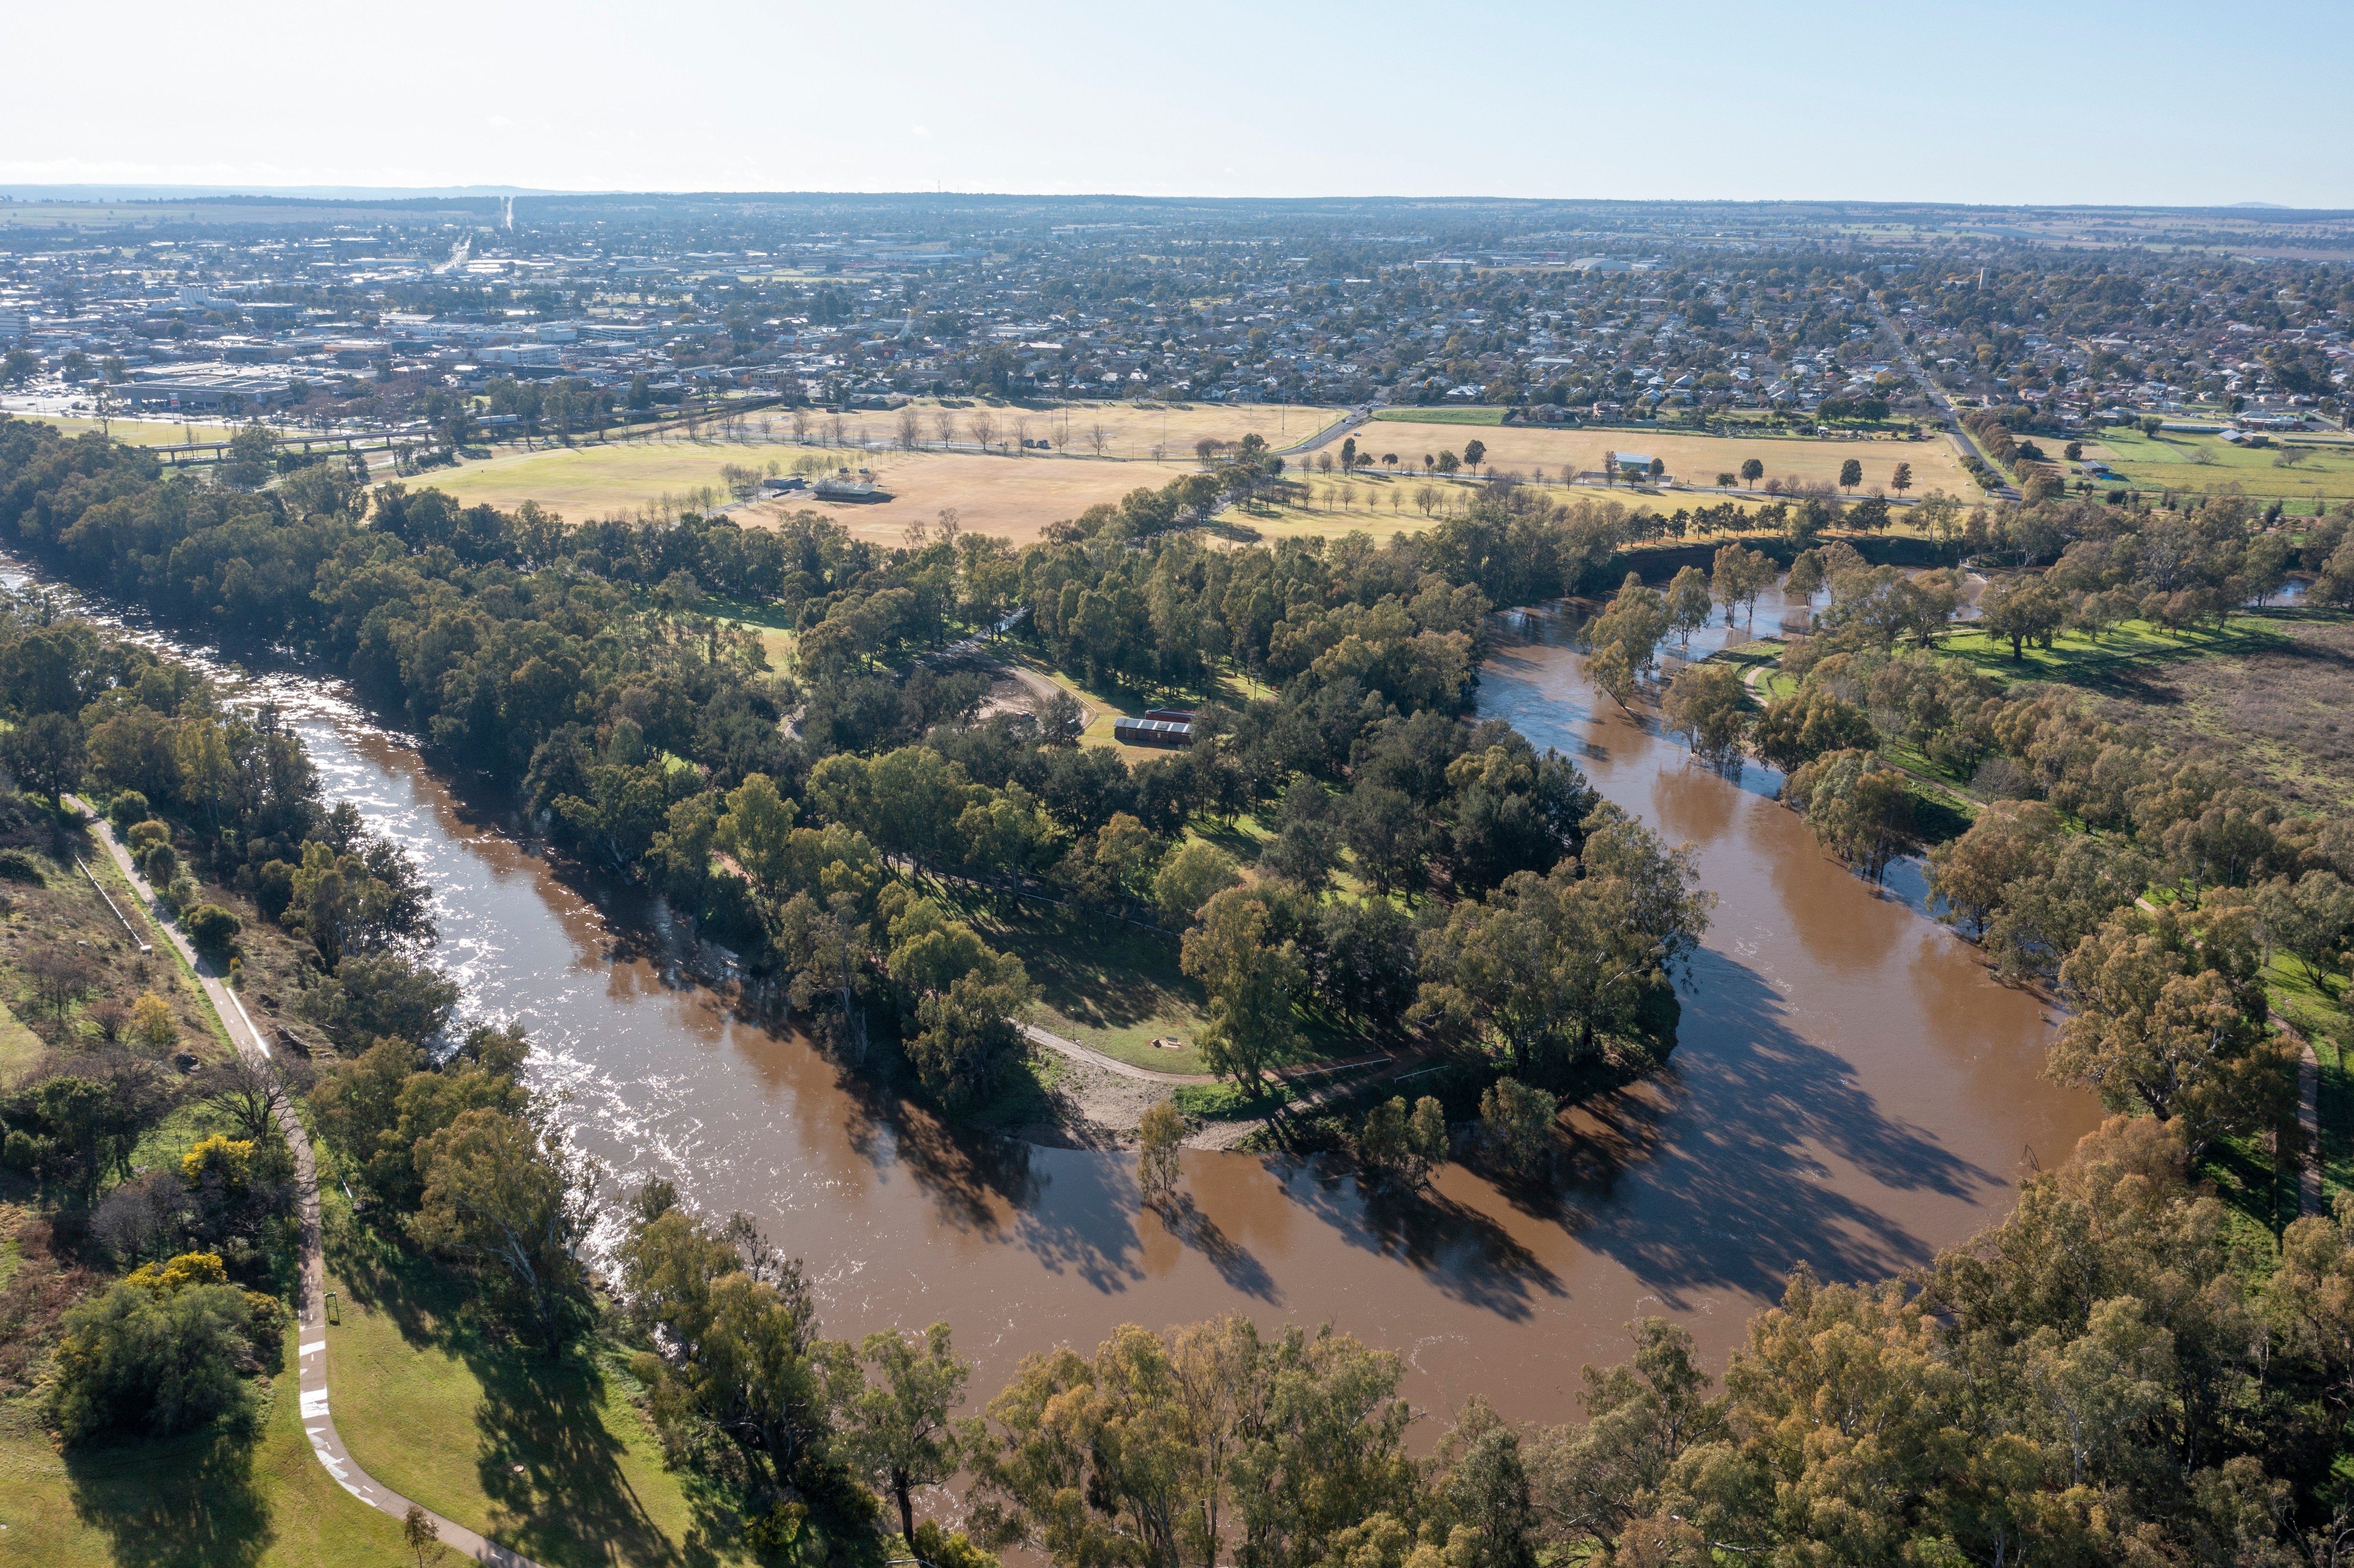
[0,548,2101,1427]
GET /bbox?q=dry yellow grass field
[704,400,1341,460]
[14,413,239,446]
[883,398,1345,459]
[1228,475,1797,547]
[419,438,1209,543]
[417,440,764,516]
[1364,420,1975,495]
[741,450,1205,546]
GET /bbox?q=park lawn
[2262,955,2351,1213]
[1227,482,1441,545]
[412,437,770,520]
[1929,615,2292,685]
[1225,479,1796,550]
[1362,420,1975,495]
[12,415,240,447]
[947,889,1214,1073]
[947,870,1356,1076]
[0,1357,407,1568]
[896,396,1345,461]
[2201,1123,2304,1251]
[2093,426,2354,506]
[1004,655,1251,760]
[1371,407,1506,426]
[325,1216,758,1568]
[700,594,796,670]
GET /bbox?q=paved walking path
[1021,1022,1214,1084]
[66,798,543,1568]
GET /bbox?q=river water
[21,565,2098,1426]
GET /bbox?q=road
[67,797,545,1568]
[1275,403,1372,457]
[1867,299,2021,501]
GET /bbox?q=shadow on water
[1286,1162,1568,1322]
[1551,951,2002,1304]
[1153,1194,1283,1303]
[7,546,2102,1419]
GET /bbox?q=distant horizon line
[0,184,2343,216]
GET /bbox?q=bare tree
[934,409,957,447]
[968,410,998,452]
[204,1055,292,1142]
[896,406,922,451]
[1012,414,1032,454]
[828,413,847,446]
[790,407,812,444]
[1087,423,1112,457]
[936,507,962,546]
[24,946,96,1019]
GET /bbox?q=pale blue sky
[8,0,2346,208]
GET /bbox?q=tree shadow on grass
[65,1418,272,1568]
[331,1230,691,1568]
[971,903,1198,1039]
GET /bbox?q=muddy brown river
[288,600,2096,1428]
[23,556,2097,1427]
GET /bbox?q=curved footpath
[65,797,543,1568]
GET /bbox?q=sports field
[887,397,1345,459]
[8,413,240,446]
[741,450,1205,545]
[1358,420,1975,496]
[423,438,1207,544]
[1225,472,1799,546]
[2077,427,2354,506]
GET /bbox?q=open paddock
[2083,426,2354,506]
[1357,420,1977,497]
[1221,470,1867,548]
[10,414,243,446]
[733,450,1202,546]
[424,438,1207,543]
[883,397,1345,460]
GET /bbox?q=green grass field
[407,437,756,519]
[8,415,243,448]
[325,1213,759,1568]
[2092,426,2354,505]
[0,1355,405,1568]
[1370,407,1507,426]
[0,1000,42,1085]
[1930,614,2293,685]
[967,899,1218,1073]
[700,595,797,670]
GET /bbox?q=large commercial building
[113,363,290,411]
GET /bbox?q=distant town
[0,194,2344,471]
